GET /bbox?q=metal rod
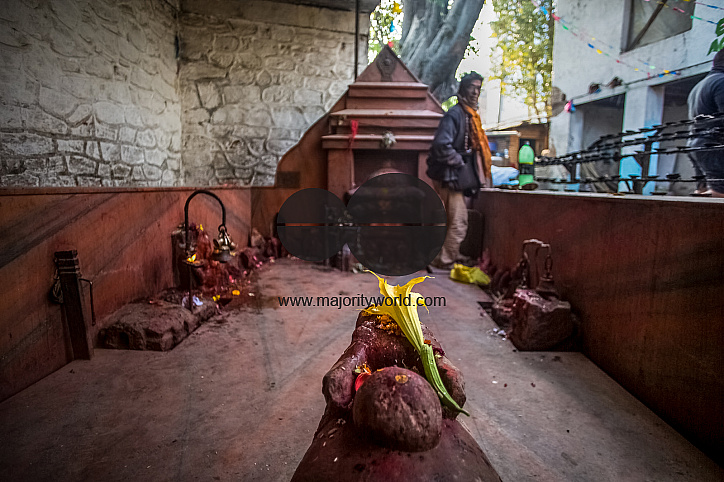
[354,0,360,80]
[183,189,227,257]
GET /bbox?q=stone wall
[179,0,369,186]
[0,0,182,187]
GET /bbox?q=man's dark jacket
[427,103,468,183]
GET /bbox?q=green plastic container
[518,144,535,187]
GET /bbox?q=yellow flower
[365,272,468,415]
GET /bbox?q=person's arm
[430,112,464,167]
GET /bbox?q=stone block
[119,127,136,144]
[98,163,111,178]
[95,123,118,140]
[119,37,140,63]
[84,56,114,80]
[182,136,213,167]
[235,52,262,70]
[143,164,163,180]
[86,141,101,160]
[261,85,292,104]
[303,105,326,124]
[68,156,97,175]
[271,106,305,129]
[67,105,93,125]
[100,142,121,162]
[1,133,54,156]
[166,158,180,171]
[145,149,166,166]
[223,85,261,104]
[227,19,258,37]
[0,173,40,187]
[22,107,68,135]
[294,89,322,105]
[124,108,145,128]
[94,101,125,125]
[76,176,102,187]
[197,82,221,109]
[179,61,227,81]
[245,109,272,127]
[0,104,22,129]
[121,145,145,165]
[57,139,84,154]
[112,163,132,179]
[232,126,269,138]
[213,35,240,52]
[161,169,177,185]
[49,155,66,171]
[209,52,235,69]
[186,108,210,124]
[132,166,145,181]
[211,105,245,125]
[256,70,273,87]
[228,66,256,85]
[127,23,147,52]
[39,87,78,119]
[136,130,156,148]
[266,139,297,155]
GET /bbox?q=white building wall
[550,0,718,158]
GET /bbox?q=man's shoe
[430,260,454,270]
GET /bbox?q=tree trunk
[400,0,486,102]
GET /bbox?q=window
[625,0,695,51]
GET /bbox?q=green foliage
[369,0,404,62]
[489,0,554,117]
[441,96,458,111]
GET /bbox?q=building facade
[549,0,721,193]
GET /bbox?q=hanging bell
[212,225,236,263]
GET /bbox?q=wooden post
[55,250,93,360]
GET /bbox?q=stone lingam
[291,307,502,481]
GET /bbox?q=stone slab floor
[0,258,721,481]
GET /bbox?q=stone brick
[49,156,66,172]
[218,66,249,85]
[95,123,118,140]
[235,52,262,70]
[166,158,180,171]
[85,56,114,80]
[179,61,227,81]
[145,149,165,167]
[213,35,240,52]
[264,56,295,71]
[119,127,136,144]
[112,163,132,179]
[86,141,101,160]
[132,166,146,181]
[57,139,84,154]
[294,89,322,105]
[211,105,245,125]
[270,106,305,129]
[162,169,176,185]
[266,139,297,155]
[245,109,273,127]
[197,82,221,109]
[1,133,54,156]
[39,87,78,119]
[227,19,258,37]
[261,85,292,103]
[124,108,144,128]
[136,130,156,148]
[0,104,22,129]
[256,70,273,87]
[0,173,40,187]
[143,165,163,180]
[68,156,97,175]
[94,101,125,125]
[100,142,121,162]
[224,85,261,104]
[76,176,102,187]
[186,108,210,124]
[121,145,145,165]
[22,107,68,135]
[67,105,93,125]
[232,126,269,138]
[98,163,111,178]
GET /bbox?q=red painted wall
[475,190,724,462]
[0,187,251,402]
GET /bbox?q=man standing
[688,49,724,198]
[427,72,492,269]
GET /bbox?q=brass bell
[212,225,236,263]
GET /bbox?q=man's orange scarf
[460,101,492,182]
